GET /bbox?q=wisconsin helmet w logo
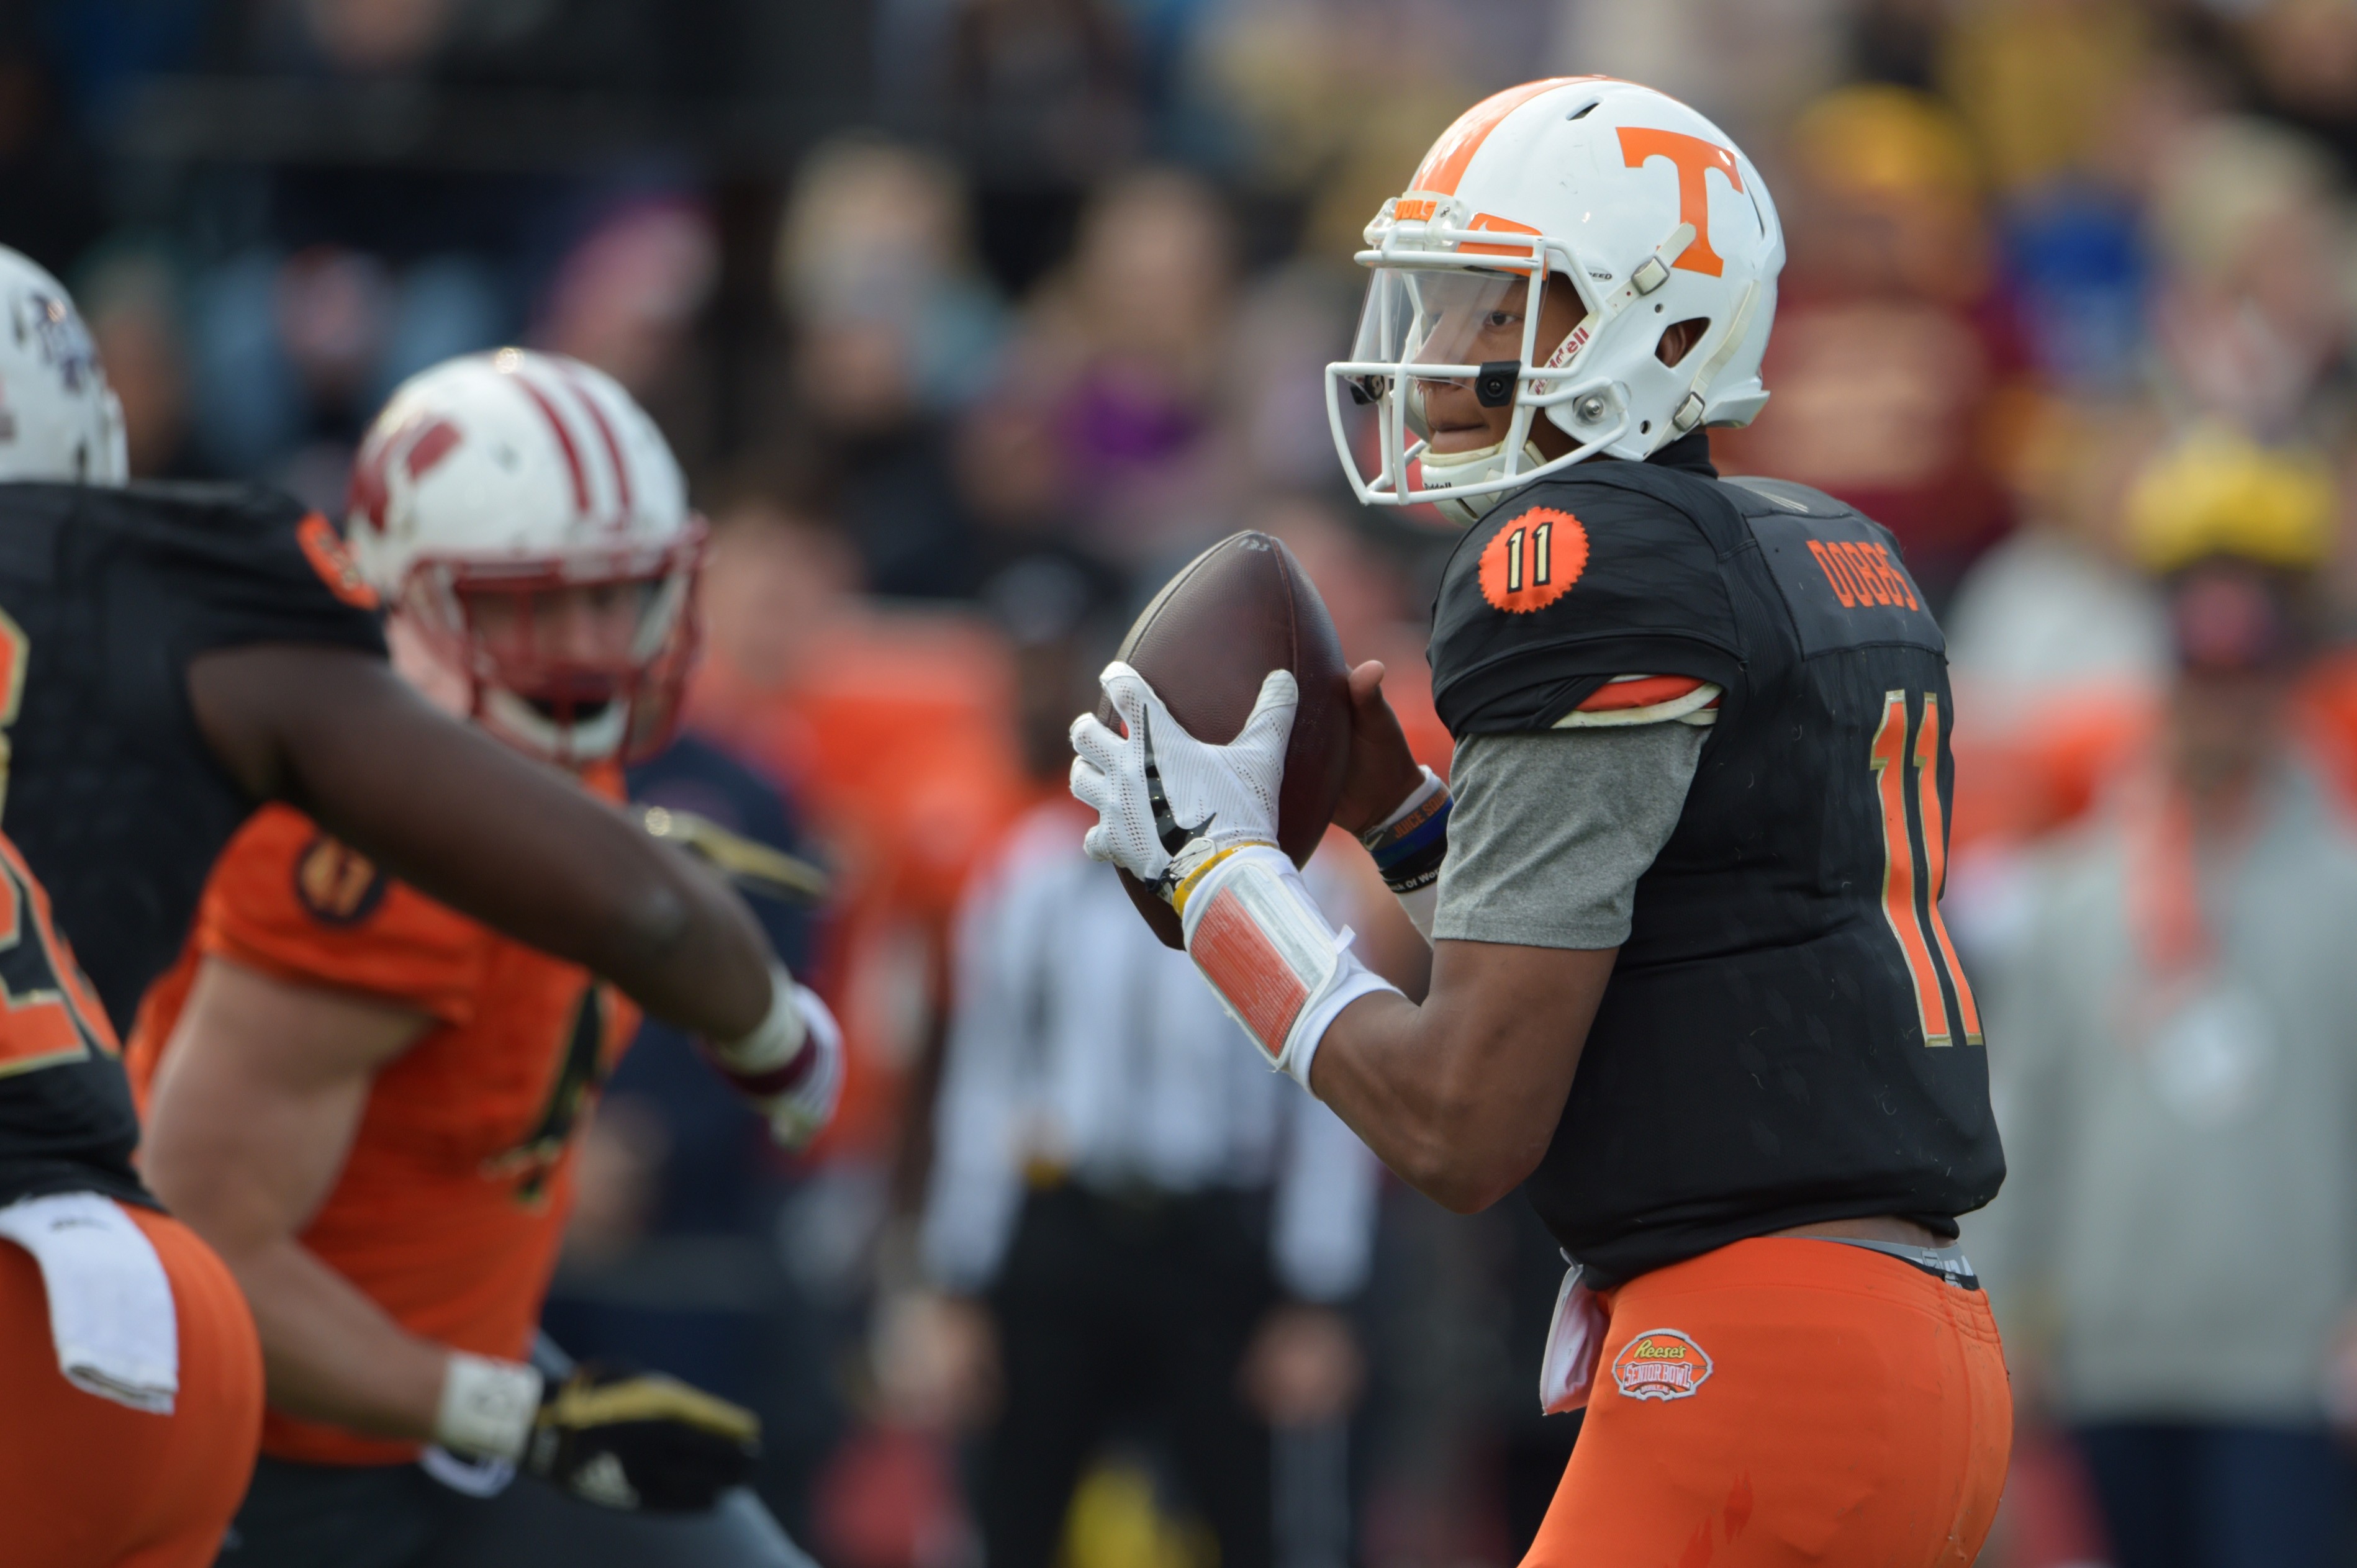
[1612,1329,1714,1402]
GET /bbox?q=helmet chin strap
[1420,438,1550,527]
[1670,279,1763,435]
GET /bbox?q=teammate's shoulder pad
[98,481,387,650]
[111,480,310,538]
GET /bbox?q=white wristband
[1364,765,1446,840]
[711,963,808,1076]
[434,1351,543,1462]
[1180,844,1399,1090]
[1393,882,1437,944]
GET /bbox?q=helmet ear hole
[1656,318,1711,368]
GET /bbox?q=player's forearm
[223,1237,449,1441]
[189,646,776,1040]
[301,758,776,1041]
[1305,939,1618,1213]
[1306,991,1553,1212]
[549,850,776,1040]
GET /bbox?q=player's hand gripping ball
[1068,531,1351,947]
[1071,662,1296,888]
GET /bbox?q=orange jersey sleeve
[130,787,642,1471]
[194,805,491,1025]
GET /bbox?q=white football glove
[1068,661,1295,901]
[1071,661,1399,1090]
[702,966,844,1151]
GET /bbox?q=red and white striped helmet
[346,348,703,765]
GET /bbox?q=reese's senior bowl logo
[1611,1328,1714,1402]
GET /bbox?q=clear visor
[1327,259,1622,512]
[1349,268,1541,386]
[1348,268,1555,449]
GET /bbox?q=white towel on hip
[0,1190,179,1413]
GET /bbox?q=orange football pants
[1525,1237,2011,1568]
[1,1202,263,1568]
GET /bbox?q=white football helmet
[346,348,703,766]
[0,246,127,487]
[1326,78,1784,525]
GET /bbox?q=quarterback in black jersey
[1072,81,2009,1565]
[0,248,834,1568]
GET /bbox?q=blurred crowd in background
[10,0,2357,1565]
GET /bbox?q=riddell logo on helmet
[1612,1329,1714,1401]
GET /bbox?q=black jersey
[0,481,386,1208]
[1427,436,2002,1286]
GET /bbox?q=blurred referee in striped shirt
[912,557,1382,1568]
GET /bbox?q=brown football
[1095,531,1352,948]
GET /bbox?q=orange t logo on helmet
[1616,127,1744,277]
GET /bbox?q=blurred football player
[130,351,832,1568]
[0,253,832,1568]
[1071,80,2009,1565]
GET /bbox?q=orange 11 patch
[1611,1328,1714,1402]
[1480,507,1588,614]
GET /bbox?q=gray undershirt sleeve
[1432,724,1706,949]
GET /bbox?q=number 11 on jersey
[1868,690,1984,1048]
[1503,519,1552,593]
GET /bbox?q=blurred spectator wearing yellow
[1973,435,2357,1568]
